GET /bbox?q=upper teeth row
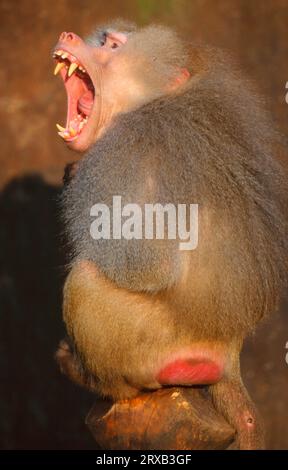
[53,49,87,76]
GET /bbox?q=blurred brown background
[0,0,287,449]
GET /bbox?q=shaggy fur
[62,32,288,335]
[59,22,288,449]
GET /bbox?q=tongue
[78,90,94,116]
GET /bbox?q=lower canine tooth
[58,131,69,139]
[56,123,66,132]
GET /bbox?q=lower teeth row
[56,115,88,139]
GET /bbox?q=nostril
[59,31,81,45]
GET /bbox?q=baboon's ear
[169,68,191,91]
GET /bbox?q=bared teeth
[53,51,86,77]
[69,126,77,137]
[68,62,78,77]
[54,62,66,75]
[58,131,70,139]
[56,123,66,132]
[57,116,88,140]
[53,52,89,141]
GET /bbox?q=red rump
[157,358,223,385]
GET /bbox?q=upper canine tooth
[61,52,68,59]
[54,62,66,75]
[68,63,78,77]
[55,50,63,56]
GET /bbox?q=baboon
[53,20,288,449]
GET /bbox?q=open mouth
[53,49,95,142]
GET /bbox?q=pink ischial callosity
[157,357,224,386]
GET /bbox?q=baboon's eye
[100,34,107,47]
[102,32,128,50]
